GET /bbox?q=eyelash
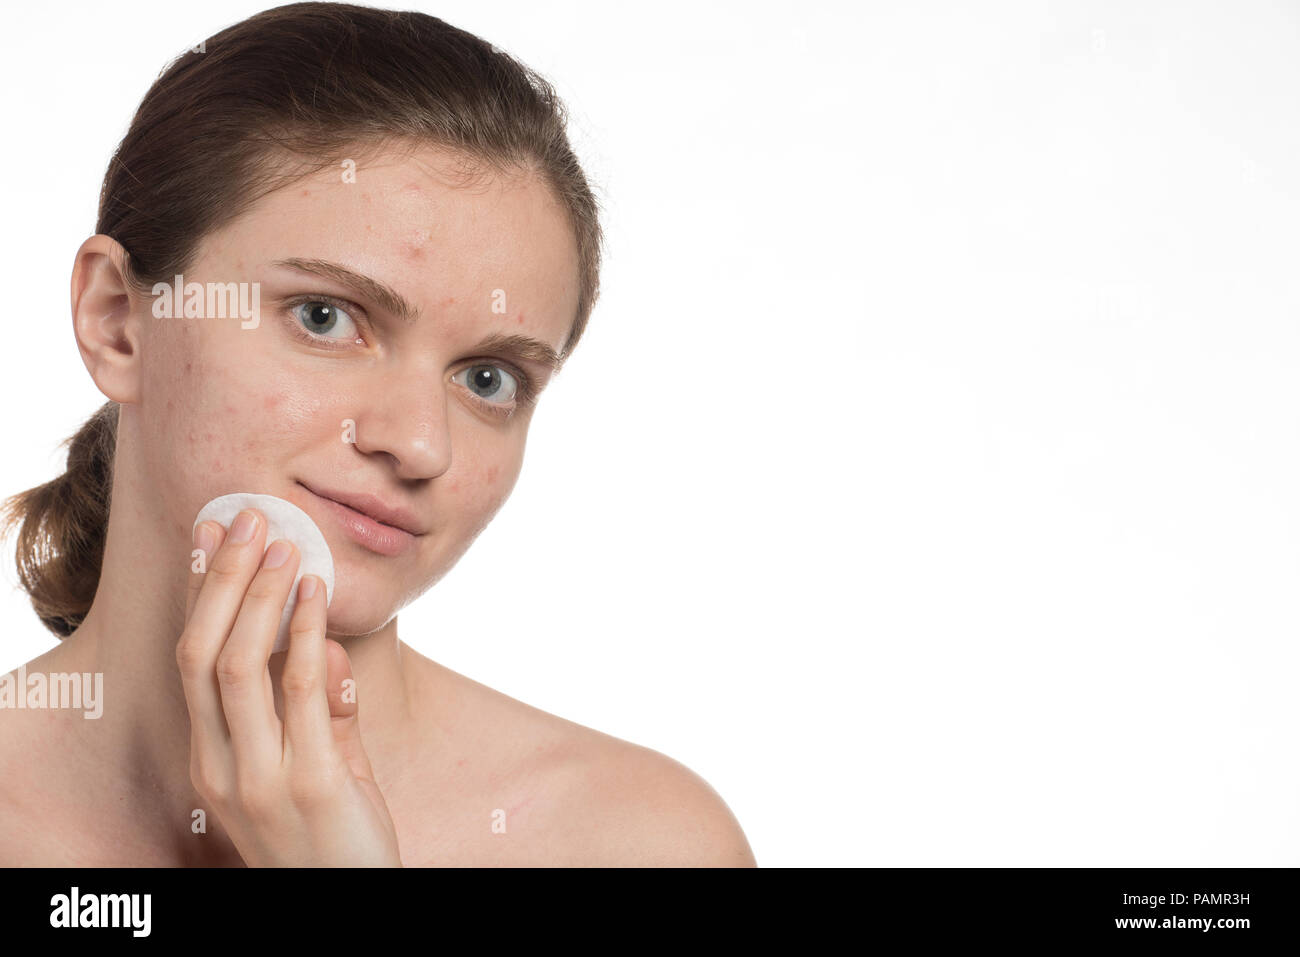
[280,293,539,417]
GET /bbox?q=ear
[70,234,143,405]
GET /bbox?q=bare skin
[0,143,755,867]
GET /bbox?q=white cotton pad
[193,492,335,653]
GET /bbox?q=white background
[1,0,1297,866]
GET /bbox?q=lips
[296,480,428,535]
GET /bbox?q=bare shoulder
[0,712,36,863]
[0,656,73,864]
[420,658,756,867]
[545,734,758,867]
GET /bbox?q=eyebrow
[273,257,420,322]
[271,257,564,373]
[471,332,564,374]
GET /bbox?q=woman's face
[137,145,580,636]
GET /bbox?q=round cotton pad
[193,493,335,654]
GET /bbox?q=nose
[349,364,452,480]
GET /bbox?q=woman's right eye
[292,300,360,341]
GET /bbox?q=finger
[186,520,228,624]
[217,537,301,772]
[177,509,267,758]
[184,508,269,652]
[176,517,243,796]
[325,640,380,784]
[281,575,333,763]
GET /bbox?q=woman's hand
[176,508,403,867]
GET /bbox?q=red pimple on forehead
[404,228,432,262]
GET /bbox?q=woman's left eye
[453,364,519,404]
[292,300,360,340]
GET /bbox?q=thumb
[324,639,379,783]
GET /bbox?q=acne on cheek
[173,377,321,467]
[477,464,517,524]
[205,435,225,473]
[165,345,313,471]
[445,462,505,496]
[242,387,323,433]
[437,468,508,547]
[191,425,256,475]
[174,395,272,475]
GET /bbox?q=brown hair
[0,2,604,637]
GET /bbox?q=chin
[321,598,401,640]
[320,563,430,637]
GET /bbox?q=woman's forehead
[192,148,580,347]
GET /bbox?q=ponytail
[0,401,118,637]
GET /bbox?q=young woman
[0,2,755,867]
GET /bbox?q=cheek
[155,344,323,483]
[155,358,241,469]
[444,456,519,532]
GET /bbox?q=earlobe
[71,234,142,405]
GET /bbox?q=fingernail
[193,522,215,555]
[230,510,258,544]
[300,575,318,600]
[263,540,293,569]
